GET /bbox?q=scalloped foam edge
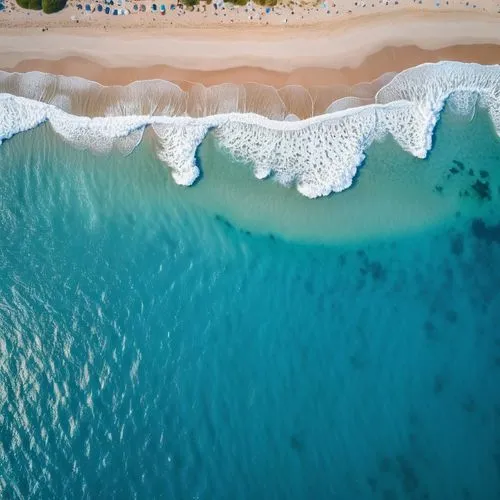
[1,61,499,198]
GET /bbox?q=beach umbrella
[151,2,157,10]
[170,3,175,9]
[85,4,91,10]
[133,3,138,9]
[265,6,270,12]
[104,5,110,11]
[140,3,145,10]
[76,3,82,8]
[112,8,118,14]
[97,4,103,10]
[160,3,165,10]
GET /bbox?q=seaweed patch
[471,218,500,244]
[471,180,491,201]
[450,234,464,256]
[215,214,234,230]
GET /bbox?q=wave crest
[1,62,499,198]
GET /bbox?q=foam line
[0,61,499,198]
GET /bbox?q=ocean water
[2,62,500,199]
[1,105,500,500]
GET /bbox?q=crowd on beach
[1,0,498,26]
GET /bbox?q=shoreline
[4,44,500,90]
[3,42,500,120]
[1,61,498,199]
[2,11,500,119]
[1,57,500,197]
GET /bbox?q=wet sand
[5,44,500,90]
[0,10,499,119]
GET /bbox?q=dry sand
[1,12,500,72]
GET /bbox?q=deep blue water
[1,109,500,499]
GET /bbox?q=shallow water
[0,108,500,499]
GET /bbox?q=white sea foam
[0,61,499,198]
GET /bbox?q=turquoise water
[1,107,500,499]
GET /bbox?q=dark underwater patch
[349,352,365,370]
[453,160,465,170]
[378,456,392,473]
[382,489,398,500]
[368,261,387,281]
[493,452,500,477]
[215,214,234,230]
[471,219,500,244]
[471,180,491,201]
[356,277,366,291]
[433,374,445,395]
[125,213,137,226]
[462,397,476,414]
[304,279,314,295]
[445,310,458,323]
[424,320,438,341]
[396,456,419,494]
[289,434,303,452]
[450,234,464,256]
[366,477,377,493]
[359,258,387,282]
[215,214,255,237]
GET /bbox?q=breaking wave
[1,61,499,198]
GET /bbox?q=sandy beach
[0,0,499,126]
[0,11,500,89]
